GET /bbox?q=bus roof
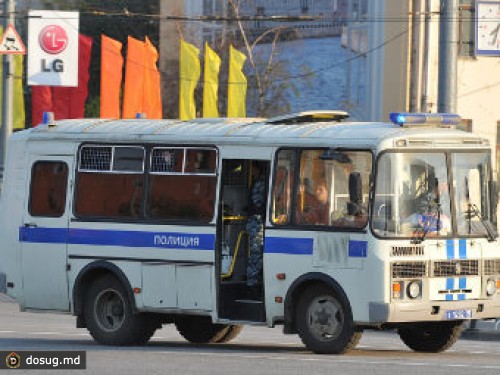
[14,117,489,151]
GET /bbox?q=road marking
[0,330,89,337]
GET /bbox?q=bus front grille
[432,260,479,277]
[391,262,428,279]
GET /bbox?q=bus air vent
[391,246,425,257]
[266,110,349,125]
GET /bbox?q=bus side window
[272,150,296,225]
[29,161,69,217]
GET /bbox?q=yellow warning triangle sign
[0,24,26,54]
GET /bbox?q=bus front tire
[296,286,361,354]
[397,321,464,352]
[84,275,156,346]
[175,316,232,343]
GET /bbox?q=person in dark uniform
[246,163,266,289]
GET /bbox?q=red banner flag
[100,35,123,118]
[51,34,93,119]
[31,86,52,126]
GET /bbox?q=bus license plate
[445,309,472,320]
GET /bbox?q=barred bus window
[79,146,112,171]
[29,161,68,217]
[151,148,184,173]
[75,145,145,219]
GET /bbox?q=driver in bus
[402,180,451,235]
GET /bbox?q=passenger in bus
[296,180,330,225]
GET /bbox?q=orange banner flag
[122,36,145,119]
[143,37,162,119]
[100,35,123,118]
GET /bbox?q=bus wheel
[296,286,361,354]
[175,316,230,343]
[84,275,156,346]
[215,325,243,343]
[397,321,463,352]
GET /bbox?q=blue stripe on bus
[459,277,467,290]
[19,227,215,250]
[446,294,453,301]
[446,239,455,259]
[264,237,313,255]
[348,240,367,258]
[457,294,466,301]
[19,227,68,244]
[459,239,467,259]
[446,278,454,291]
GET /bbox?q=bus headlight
[486,278,497,296]
[407,280,422,299]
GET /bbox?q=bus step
[223,299,266,322]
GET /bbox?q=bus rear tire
[296,286,361,354]
[175,316,230,343]
[84,275,156,346]
[397,321,463,352]
[215,325,243,343]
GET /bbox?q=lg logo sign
[39,25,68,54]
[39,25,68,73]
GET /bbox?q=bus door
[217,159,269,322]
[20,155,72,310]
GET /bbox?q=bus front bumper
[369,299,500,323]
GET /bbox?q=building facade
[343,0,500,181]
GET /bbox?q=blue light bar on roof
[389,112,461,127]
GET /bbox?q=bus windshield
[372,151,497,239]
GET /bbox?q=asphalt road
[1,295,500,374]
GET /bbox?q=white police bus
[0,111,498,354]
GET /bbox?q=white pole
[0,0,15,187]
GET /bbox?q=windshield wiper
[464,176,496,242]
[466,203,497,242]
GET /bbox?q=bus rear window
[29,161,68,217]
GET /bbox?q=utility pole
[0,0,15,187]
[437,0,458,113]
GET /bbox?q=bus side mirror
[347,172,362,216]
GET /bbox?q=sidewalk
[0,293,14,303]
[461,319,500,341]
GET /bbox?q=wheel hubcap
[307,295,344,341]
[94,288,126,332]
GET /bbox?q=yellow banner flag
[203,42,221,118]
[179,39,200,120]
[13,55,25,130]
[227,45,247,118]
